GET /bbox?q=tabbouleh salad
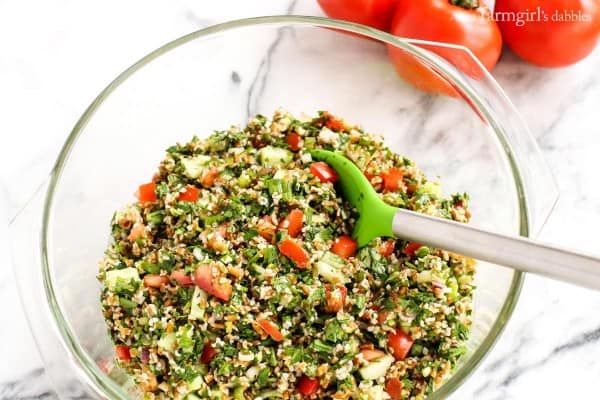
[98,110,475,400]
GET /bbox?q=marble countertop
[1,1,600,399]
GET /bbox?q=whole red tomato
[317,0,400,31]
[496,0,600,67]
[388,0,502,95]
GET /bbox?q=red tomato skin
[201,343,217,364]
[194,265,214,293]
[385,377,404,400]
[278,238,310,268]
[331,236,358,259]
[403,242,422,256]
[381,168,404,192]
[297,375,320,396]
[280,209,304,238]
[317,0,401,31]
[138,182,157,202]
[286,132,303,152]
[178,185,199,202]
[257,319,284,342]
[310,162,339,183]
[388,329,414,361]
[115,344,131,361]
[170,269,194,287]
[211,280,232,302]
[193,264,232,301]
[143,274,169,288]
[388,0,502,95]
[379,240,396,257]
[496,0,600,67]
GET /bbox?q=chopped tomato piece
[194,264,214,293]
[297,375,320,396]
[128,223,146,242]
[257,215,276,242]
[388,329,414,361]
[403,242,422,257]
[170,269,194,287]
[381,168,404,192]
[378,239,396,257]
[325,284,347,313]
[211,279,233,302]
[331,235,358,259]
[323,112,345,131]
[257,319,284,342]
[310,162,338,183]
[115,344,131,361]
[278,238,310,268]
[201,169,220,188]
[286,132,303,152]
[360,348,386,361]
[143,274,169,289]
[178,185,199,202]
[138,182,157,202]
[193,264,232,301]
[279,209,304,238]
[201,343,217,364]
[385,377,404,400]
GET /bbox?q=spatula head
[309,150,397,247]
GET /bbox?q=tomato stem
[450,0,479,9]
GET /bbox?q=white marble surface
[1,1,600,399]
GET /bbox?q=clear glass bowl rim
[39,15,528,400]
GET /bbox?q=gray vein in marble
[0,369,56,400]
[230,71,241,85]
[474,323,600,395]
[536,74,600,148]
[245,0,298,118]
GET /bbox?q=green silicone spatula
[310,149,600,291]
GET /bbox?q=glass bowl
[10,16,557,400]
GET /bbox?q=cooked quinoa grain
[98,110,475,400]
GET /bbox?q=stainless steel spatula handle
[392,208,600,291]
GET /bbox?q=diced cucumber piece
[259,146,293,167]
[189,287,208,320]
[359,354,394,380]
[447,277,459,303]
[176,325,195,353]
[158,332,177,352]
[458,274,474,285]
[237,172,252,188]
[417,270,432,283]
[304,137,316,149]
[415,246,430,258]
[185,395,201,400]
[105,267,140,293]
[181,155,211,179]
[316,261,348,284]
[321,251,346,269]
[233,386,247,400]
[419,181,441,198]
[186,375,205,392]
